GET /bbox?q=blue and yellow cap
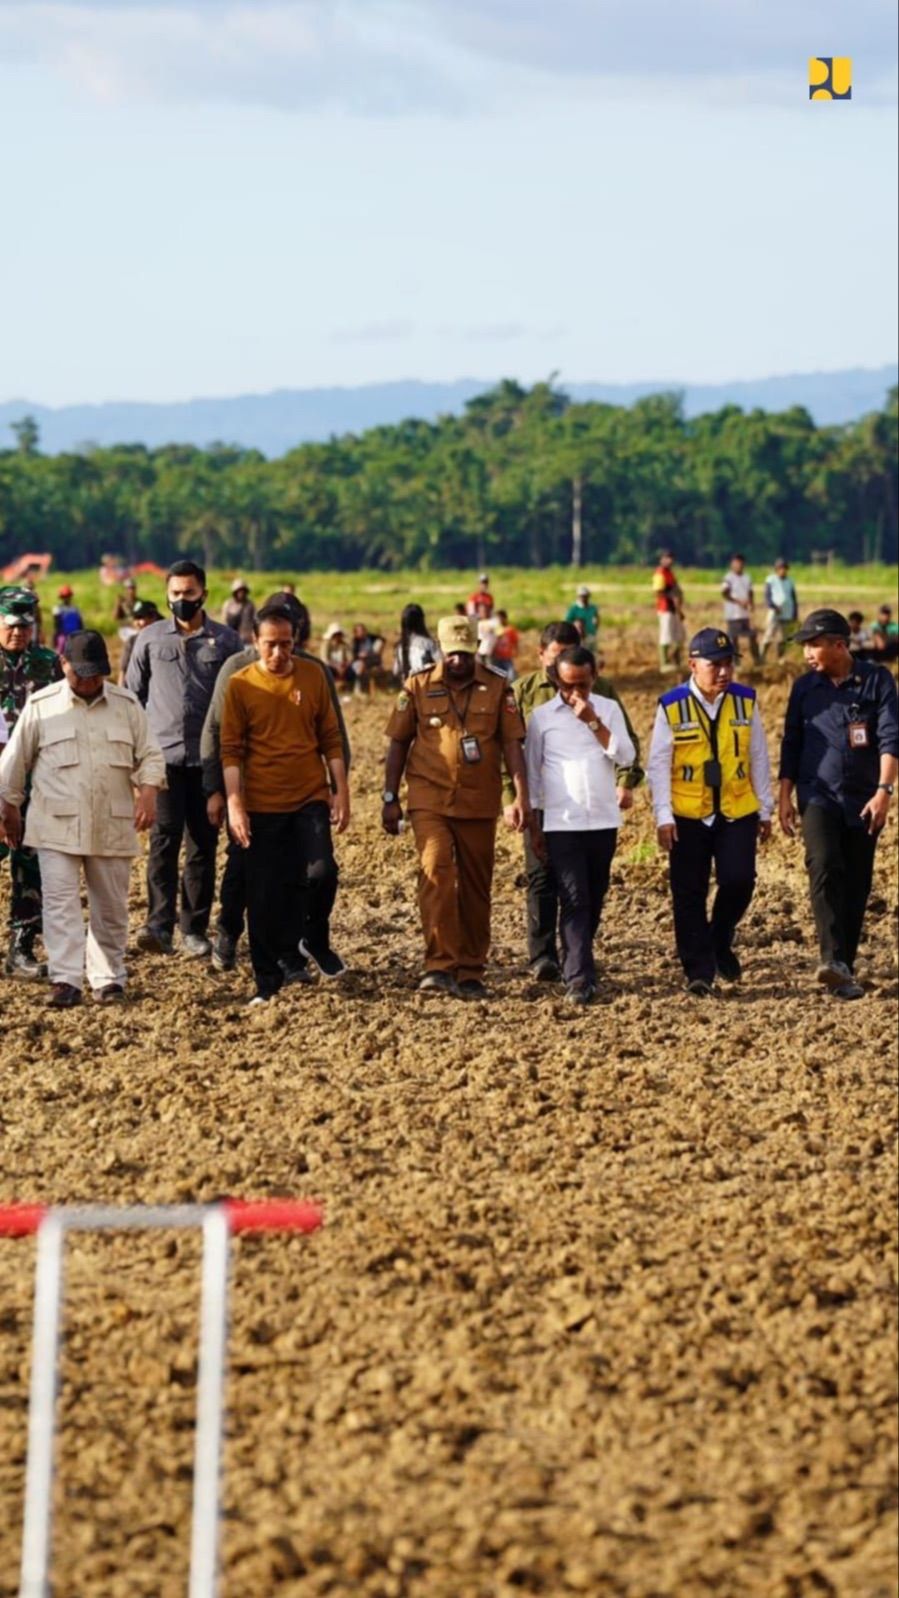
[689,627,735,662]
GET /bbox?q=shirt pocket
[106,729,134,770]
[37,722,79,802]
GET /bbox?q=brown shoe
[95,984,125,1004]
[47,983,82,1009]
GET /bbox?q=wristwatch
[382,789,397,805]
[587,719,600,733]
[877,783,894,796]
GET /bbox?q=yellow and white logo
[809,57,852,100]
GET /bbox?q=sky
[0,0,896,406]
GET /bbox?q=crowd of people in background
[0,556,894,1012]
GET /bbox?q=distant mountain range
[2,366,895,458]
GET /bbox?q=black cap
[689,627,735,662]
[794,609,850,644]
[132,600,161,621]
[63,630,111,678]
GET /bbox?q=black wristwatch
[382,789,397,805]
[877,783,894,796]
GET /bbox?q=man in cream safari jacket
[0,631,165,1009]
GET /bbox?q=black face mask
[169,596,204,622]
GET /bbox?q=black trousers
[545,829,617,990]
[801,804,877,971]
[245,803,338,997]
[524,811,559,967]
[146,765,219,938]
[217,829,247,940]
[669,814,758,984]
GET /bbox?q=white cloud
[0,0,895,112]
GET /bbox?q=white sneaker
[247,994,272,1008]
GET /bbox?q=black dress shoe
[532,957,561,982]
[458,979,488,1000]
[418,971,461,996]
[47,983,82,1009]
[565,984,595,1007]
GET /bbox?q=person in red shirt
[492,610,519,679]
[465,574,494,618]
[652,551,685,672]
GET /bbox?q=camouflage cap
[0,586,38,624]
[437,615,477,654]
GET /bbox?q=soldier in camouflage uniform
[0,586,63,976]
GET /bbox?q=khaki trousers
[409,812,496,981]
[37,850,132,992]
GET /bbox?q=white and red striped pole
[0,1200,323,1598]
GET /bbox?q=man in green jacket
[503,621,643,981]
[0,585,64,977]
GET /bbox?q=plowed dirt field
[1,645,896,1598]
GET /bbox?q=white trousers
[37,851,133,992]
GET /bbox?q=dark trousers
[524,811,559,967]
[245,803,338,997]
[545,829,617,990]
[146,765,219,938]
[801,804,877,971]
[669,814,758,984]
[217,830,247,940]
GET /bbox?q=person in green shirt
[564,584,600,650]
[872,605,899,662]
[502,620,643,981]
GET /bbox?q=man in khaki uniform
[0,631,165,1008]
[383,614,530,998]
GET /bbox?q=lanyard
[446,681,477,736]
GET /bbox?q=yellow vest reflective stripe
[662,686,759,820]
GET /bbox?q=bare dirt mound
[1,658,897,1597]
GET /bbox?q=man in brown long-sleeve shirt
[221,603,350,1004]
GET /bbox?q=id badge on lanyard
[847,704,869,749]
[461,735,481,764]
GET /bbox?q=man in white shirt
[647,628,772,995]
[721,553,760,665]
[526,645,636,1006]
[0,631,165,1008]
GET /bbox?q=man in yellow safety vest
[647,627,773,996]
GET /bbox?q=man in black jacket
[779,609,898,1000]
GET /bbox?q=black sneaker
[458,978,488,1001]
[298,938,347,980]
[816,960,854,993]
[136,927,174,955]
[532,957,561,983]
[211,930,239,972]
[418,971,461,996]
[686,977,715,998]
[4,935,47,981]
[715,949,742,983]
[281,963,315,987]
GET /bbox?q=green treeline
[1,381,896,572]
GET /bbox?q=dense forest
[1,381,896,572]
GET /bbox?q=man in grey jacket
[0,631,165,1008]
[126,558,242,957]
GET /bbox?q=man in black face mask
[126,559,242,956]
